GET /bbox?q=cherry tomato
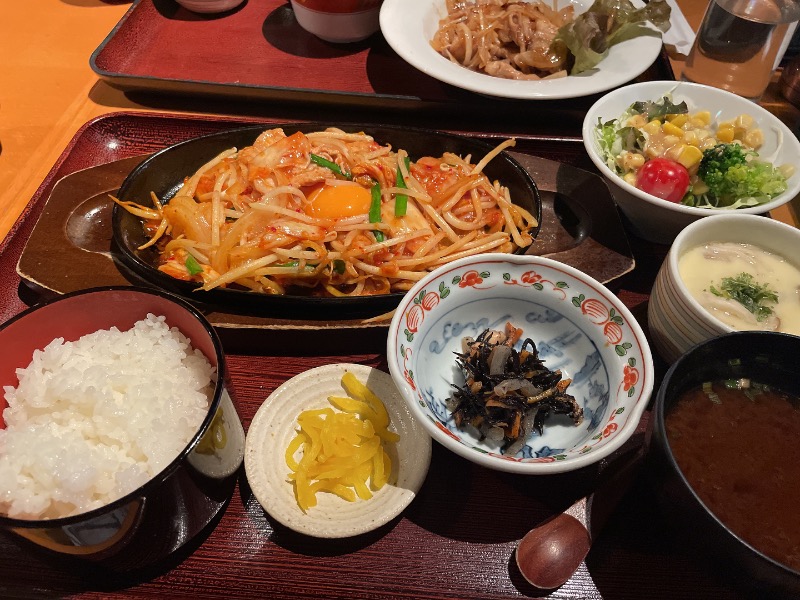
[635,158,690,203]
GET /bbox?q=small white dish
[244,363,431,538]
[379,0,663,100]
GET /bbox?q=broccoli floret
[697,143,787,207]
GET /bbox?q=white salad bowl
[648,213,800,364]
[386,253,654,474]
[583,80,800,244]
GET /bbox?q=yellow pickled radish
[286,372,400,512]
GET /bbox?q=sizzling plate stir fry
[448,324,583,454]
[114,128,537,298]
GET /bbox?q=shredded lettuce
[554,0,672,75]
[595,95,689,174]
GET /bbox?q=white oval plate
[244,364,432,538]
[379,0,664,100]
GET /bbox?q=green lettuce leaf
[554,0,672,75]
[630,96,689,120]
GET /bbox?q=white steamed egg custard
[678,241,800,334]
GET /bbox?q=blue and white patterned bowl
[386,253,654,474]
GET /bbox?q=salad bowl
[386,253,654,474]
[583,81,800,244]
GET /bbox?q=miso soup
[666,380,800,571]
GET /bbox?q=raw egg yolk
[305,183,372,219]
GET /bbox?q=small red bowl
[290,0,383,43]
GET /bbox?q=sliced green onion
[274,260,300,268]
[373,230,385,243]
[185,254,203,276]
[310,154,351,180]
[332,259,346,274]
[369,182,382,223]
[395,156,411,217]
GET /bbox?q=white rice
[0,314,214,520]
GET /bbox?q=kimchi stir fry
[114,127,537,297]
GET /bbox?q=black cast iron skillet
[112,123,542,319]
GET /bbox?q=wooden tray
[90,0,676,125]
[0,112,750,600]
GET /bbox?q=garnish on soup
[678,241,800,335]
[709,272,778,322]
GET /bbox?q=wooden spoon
[516,496,592,589]
[515,446,644,589]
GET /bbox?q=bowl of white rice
[0,287,244,567]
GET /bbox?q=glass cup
[682,0,800,100]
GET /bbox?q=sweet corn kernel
[642,120,662,135]
[645,145,662,159]
[696,130,710,141]
[701,137,717,150]
[622,152,645,170]
[692,111,712,125]
[716,126,735,143]
[733,126,747,140]
[779,164,795,178]
[676,145,704,169]
[735,114,754,129]
[665,145,684,161]
[662,122,684,137]
[743,128,764,149]
[683,130,699,146]
[669,114,689,128]
[623,172,637,186]
[663,135,681,147]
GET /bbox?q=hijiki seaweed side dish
[448,323,583,454]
